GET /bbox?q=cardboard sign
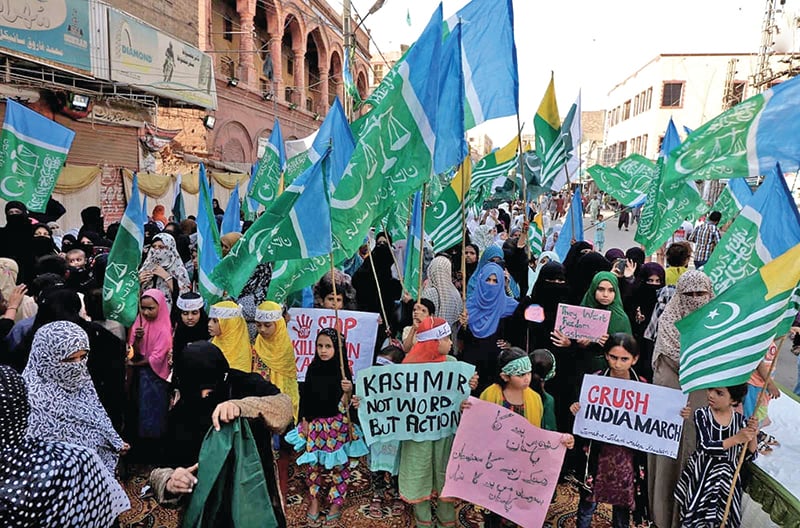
[287,308,378,382]
[554,303,610,341]
[573,375,686,458]
[356,361,475,445]
[442,398,566,528]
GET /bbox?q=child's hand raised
[134,327,144,340]
[468,373,479,391]
[569,402,581,416]
[560,434,575,450]
[460,399,472,412]
[746,415,759,432]
[341,380,353,394]
[351,395,360,410]
[679,405,692,420]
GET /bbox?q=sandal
[325,510,342,525]
[368,495,383,518]
[306,511,322,528]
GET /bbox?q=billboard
[0,0,92,73]
[108,9,217,109]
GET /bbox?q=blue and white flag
[555,186,584,260]
[0,99,75,212]
[197,164,223,303]
[704,163,800,295]
[434,23,467,175]
[445,0,518,129]
[220,184,241,235]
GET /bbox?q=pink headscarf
[128,288,173,381]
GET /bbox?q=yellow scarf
[253,301,300,419]
[479,383,543,427]
[210,301,252,373]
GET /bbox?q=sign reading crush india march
[573,375,686,458]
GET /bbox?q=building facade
[601,53,791,165]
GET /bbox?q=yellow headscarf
[253,301,299,420]
[210,301,252,373]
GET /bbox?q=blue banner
[0,0,91,73]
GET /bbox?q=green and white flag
[677,243,800,393]
[529,212,544,255]
[426,159,470,252]
[703,165,800,295]
[250,119,285,207]
[707,178,751,224]
[533,74,565,190]
[465,137,518,208]
[267,6,444,302]
[587,154,656,207]
[0,99,75,212]
[103,174,145,326]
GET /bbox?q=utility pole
[342,0,353,121]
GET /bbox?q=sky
[328,0,779,145]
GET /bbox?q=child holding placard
[285,328,368,527]
[674,383,758,528]
[479,347,574,527]
[399,317,478,528]
[569,333,650,528]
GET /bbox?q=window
[644,87,652,111]
[618,141,627,159]
[285,87,293,102]
[286,55,294,74]
[306,98,313,112]
[641,134,648,157]
[623,100,631,120]
[220,56,235,79]
[634,95,640,116]
[661,81,684,108]
[731,81,746,105]
[223,17,233,42]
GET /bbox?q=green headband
[501,356,532,377]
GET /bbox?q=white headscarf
[22,321,123,474]
[421,256,463,328]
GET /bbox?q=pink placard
[442,397,566,528]
[553,303,611,341]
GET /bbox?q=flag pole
[329,253,355,442]
[366,244,393,337]
[417,184,428,303]
[460,158,468,303]
[719,335,786,528]
[516,115,529,259]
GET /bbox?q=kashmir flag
[404,191,423,298]
[677,243,800,393]
[0,100,75,212]
[343,50,362,106]
[529,211,544,255]
[197,164,223,303]
[445,0,518,129]
[171,173,185,222]
[708,178,752,224]
[550,91,582,191]
[663,74,800,183]
[554,187,584,260]
[704,164,800,295]
[533,74,566,190]
[465,137,519,208]
[635,118,705,254]
[587,154,656,207]
[267,6,443,302]
[250,119,285,207]
[103,174,145,326]
[220,184,241,235]
[426,157,471,252]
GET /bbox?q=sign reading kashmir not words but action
[573,375,686,458]
[356,361,475,446]
[554,303,610,341]
[287,308,378,382]
[442,398,566,528]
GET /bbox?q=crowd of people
[0,194,797,528]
